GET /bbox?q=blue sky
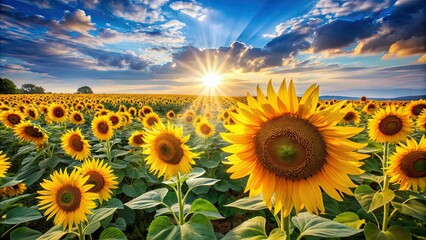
[0,0,425,97]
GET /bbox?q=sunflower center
[379,115,402,135]
[24,126,43,138]
[185,115,193,122]
[74,114,82,121]
[412,104,426,116]
[69,134,84,151]
[86,171,105,193]
[56,185,81,212]
[29,110,35,118]
[367,104,376,111]
[343,112,355,121]
[133,135,144,145]
[256,115,327,180]
[8,114,21,124]
[147,117,158,126]
[156,134,183,164]
[53,107,64,118]
[200,124,212,135]
[110,116,119,125]
[400,151,426,178]
[97,122,109,134]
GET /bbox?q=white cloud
[170,1,208,21]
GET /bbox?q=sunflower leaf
[333,212,366,229]
[99,227,127,240]
[186,177,220,190]
[125,188,168,209]
[292,212,363,238]
[36,225,68,240]
[224,195,267,211]
[221,216,267,240]
[10,227,42,240]
[368,189,395,212]
[187,198,224,220]
[0,193,32,210]
[354,185,376,212]
[392,199,426,221]
[364,223,412,240]
[1,206,42,225]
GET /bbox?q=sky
[0,0,425,97]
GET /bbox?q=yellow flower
[406,99,426,117]
[14,121,48,145]
[128,130,145,147]
[341,108,361,125]
[368,105,412,143]
[92,116,113,141]
[107,112,123,129]
[37,169,98,231]
[143,121,198,180]
[0,110,24,128]
[76,159,118,203]
[416,109,426,131]
[387,136,426,192]
[24,106,39,121]
[48,103,68,123]
[1,183,26,197]
[221,80,367,217]
[196,120,215,139]
[363,102,378,115]
[69,111,85,125]
[142,112,161,129]
[0,151,11,177]
[61,128,91,161]
[166,110,175,119]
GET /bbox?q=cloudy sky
[0,0,425,97]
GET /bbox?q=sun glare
[202,73,221,88]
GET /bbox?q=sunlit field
[0,81,425,240]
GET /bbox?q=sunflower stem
[281,210,291,238]
[381,142,390,232]
[77,222,85,240]
[105,140,112,162]
[176,173,185,225]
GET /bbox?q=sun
[202,73,221,88]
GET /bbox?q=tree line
[0,78,93,94]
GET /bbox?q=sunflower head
[196,120,215,139]
[363,102,378,115]
[221,80,367,217]
[14,121,48,145]
[70,111,85,125]
[128,107,137,116]
[76,159,118,203]
[129,130,145,147]
[0,151,11,178]
[368,105,413,143]
[0,110,24,128]
[48,103,68,123]
[341,108,361,125]
[61,128,91,161]
[37,169,98,231]
[142,112,161,129]
[1,183,26,197]
[416,109,426,131]
[406,99,426,117]
[91,116,114,141]
[25,106,39,121]
[166,110,175,119]
[143,121,198,180]
[387,136,426,192]
[108,112,123,129]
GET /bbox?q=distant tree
[0,78,18,94]
[20,83,45,94]
[76,86,93,94]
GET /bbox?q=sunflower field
[0,80,425,240]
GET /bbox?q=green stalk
[77,222,85,240]
[381,142,390,231]
[176,173,185,225]
[105,140,112,162]
[281,210,291,238]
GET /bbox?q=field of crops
[0,80,425,240]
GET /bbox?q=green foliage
[20,83,45,94]
[0,77,18,94]
[77,86,94,94]
[222,216,286,240]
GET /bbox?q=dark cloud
[313,18,378,52]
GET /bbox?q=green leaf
[1,206,42,224]
[267,228,287,240]
[36,225,68,240]
[224,195,267,211]
[85,222,101,235]
[186,177,220,189]
[392,199,426,221]
[355,185,376,212]
[10,227,42,240]
[188,198,224,220]
[99,227,127,240]
[111,149,130,159]
[186,167,206,180]
[102,198,124,209]
[292,212,363,238]
[155,203,191,217]
[125,188,168,209]
[333,212,366,229]
[364,223,412,240]
[222,216,267,240]
[85,208,117,234]
[122,179,147,197]
[368,189,395,212]
[359,173,384,184]
[147,214,216,240]
[0,193,31,210]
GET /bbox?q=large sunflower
[0,151,11,177]
[387,136,426,192]
[143,121,198,180]
[416,109,426,131]
[48,103,68,123]
[92,116,113,141]
[0,110,24,128]
[14,121,48,145]
[129,130,145,147]
[76,159,118,203]
[61,128,91,161]
[37,169,98,231]
[221,80,367,217]
[368,105,412,143]
[406,99,426,117]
